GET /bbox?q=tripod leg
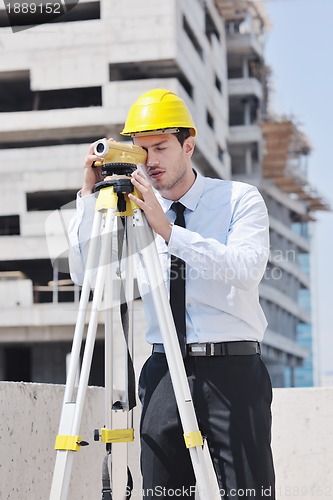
[108,216,136,499]
[50,207,117,500]
[133,209,220,500]
[104,275,113,432]
[124,217,135,419]
[64,210,103,409]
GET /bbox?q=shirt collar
[157,169,205,213]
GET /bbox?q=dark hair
[175,128,191,146]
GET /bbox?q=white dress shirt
[68,170,269,344]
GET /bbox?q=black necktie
[170,202,187,357]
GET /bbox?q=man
[69,89,275,499]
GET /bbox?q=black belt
[152,341,261,357]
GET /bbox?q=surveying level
[49,140,220,500]
[93,138,147,169]
[93,139,147,213]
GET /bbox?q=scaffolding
[214,0,271,30]
[261,119,330,217]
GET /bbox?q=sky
[263,0,333,382]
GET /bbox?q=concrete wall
[272,388,333,499]
[0,383,332,499]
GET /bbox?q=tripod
[49,169,220,499]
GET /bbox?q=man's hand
[129,170,173,242]
[81,141,104,196]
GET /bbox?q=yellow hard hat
[121,89,197,137]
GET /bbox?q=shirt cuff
[167,224,193,258]
[76,191,97,217]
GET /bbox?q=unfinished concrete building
[0,0,328,387]
[220,0,329,385]
[260,120,329,386]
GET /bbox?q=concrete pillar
[244,99,251,125]
[245,147,252,175]
[242,57,249,78]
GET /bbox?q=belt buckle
[188,343,216,356]
[208,343,214,356]
[202,343,215,356]
[188,344,205,356]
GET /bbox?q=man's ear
[184,137,195,159]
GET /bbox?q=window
[0,69,102,112]
[109,60,193,98]
[218,146,224,162]
[26,190,77,211]
[32,86,102,111]
[215,75,222,93]
[183,15,203,60]
[0,136,102,150]
[205,8,220,42]
[0,215,20,235]
[206,110,214,130]
[0,70,32,112]
[4,346,31,382]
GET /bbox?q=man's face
[133,133,194,197]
